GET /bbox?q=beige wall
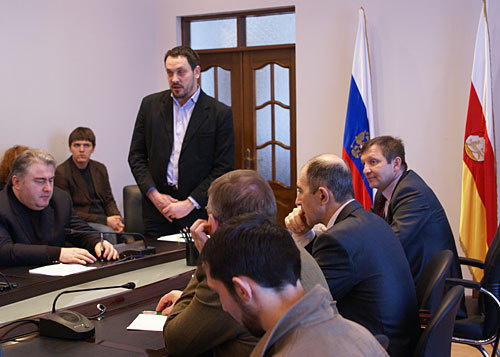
[160,0,500,262]
[2,1,500,264]
[0,0,164,210]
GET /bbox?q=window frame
[181,6,295,49]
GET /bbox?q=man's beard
[237,297,265,337]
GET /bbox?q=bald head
[303,154,347,170]
[302,154,354,204]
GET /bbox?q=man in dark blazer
[128,46,235,237]
[0,149,118,266]
[285,154,419,357]
[55,127,124,239]
[360,136,461,284]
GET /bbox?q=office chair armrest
[447,278,500,312]
[458,257,484,269]
[446,277,482,290]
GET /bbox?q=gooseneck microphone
[51,282,136,313]
[39,282,136,340]
[65,229,156,257]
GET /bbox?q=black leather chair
[447,226,500,357]
[414,285,464,357]
[416,250,454,318]
[123,185,144,234]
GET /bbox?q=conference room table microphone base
[39,311,94,340]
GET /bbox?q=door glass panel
[257,145,272,181]
[217,67,231,106]
[191,18,237,50]
[255,64,271,106]
[201,67,215,98]
[256,105,272,146]
[274,64,290,105]
[275,145,291,186]
[246,13,295,46]
[275,105,290,146]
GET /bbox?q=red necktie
[375,194,387,219]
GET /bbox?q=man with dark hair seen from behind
[55,127,124,243]
[128,45,235,238]
[285,154,419,356]
[360,136,461,284]
[202,214,388,357]
[0,149,118,266]
[156,169,331,356]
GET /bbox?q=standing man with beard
[128,46,235,237]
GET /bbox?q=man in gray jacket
[201,214,388,357]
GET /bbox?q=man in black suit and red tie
[360,135,461,284]
[128,46,235,237]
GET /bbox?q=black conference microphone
[65,229,156,258]
[39,282,136,340]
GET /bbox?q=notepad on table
[29,263,96,276]
[157,233,185,243]
[127,312,167,332]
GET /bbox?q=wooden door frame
[198,51,244,168]
[198,46,297,224]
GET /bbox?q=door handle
[245,148,253,169]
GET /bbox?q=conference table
[0,238,186,307]
[0,238,196,356]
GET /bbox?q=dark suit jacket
[128,89,235,233]
[373,170,461,283]
[55,158,121,225]
[307,200,419,357]
[0,186,100,266]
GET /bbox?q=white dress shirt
[166,87,201,208]
[292,199,355,248]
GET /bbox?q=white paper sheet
[157,233,185,243]
[127,313,167,332]
[29,263,96,276]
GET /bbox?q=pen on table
[100,232,104,261]
[142,310,163,315]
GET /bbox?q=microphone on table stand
[39,282,136,340]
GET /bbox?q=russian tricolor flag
[342,7,374,210]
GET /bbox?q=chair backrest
[414,285,464,357]
[416,250,454,315]
[482,226,500,337]
[123,185,144,234]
